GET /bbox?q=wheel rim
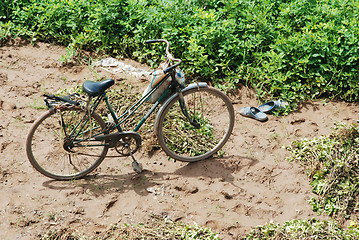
[158,87,234,161]
[27,109,108,180]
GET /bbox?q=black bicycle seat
[83,79,114,96]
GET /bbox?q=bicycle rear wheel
[157,86,234,162]
[26,107,109,180]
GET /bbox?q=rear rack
[44,93,85,110]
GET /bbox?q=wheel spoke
[26,109,108,180]
[158,87,234,162]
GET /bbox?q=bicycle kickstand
[125,143,142,174]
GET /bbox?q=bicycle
[26,39,235,180]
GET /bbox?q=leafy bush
[256,0,359,103]
[0,21,12,43]
[2,0,359,103]
[0,0,11,19]
[286,122,359,220]
[7,0,128,51]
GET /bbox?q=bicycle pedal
[132,160,142,174]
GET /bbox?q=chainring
[114,133,141,157]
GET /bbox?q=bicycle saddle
[83,79,115,96]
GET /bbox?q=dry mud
[1,40,358,239]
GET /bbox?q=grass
[39,215,220,240]
[243,219,359,240]
[286,122,359,220]
[238,122,359,239]
[36,217,359,239]
[28,98,47,110]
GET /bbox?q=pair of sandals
[238,100,288,122]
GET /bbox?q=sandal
[257,100,288,113]
[238,107,268,122]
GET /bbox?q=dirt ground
[1,39,358,239]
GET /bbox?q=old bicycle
[26,39,235,180]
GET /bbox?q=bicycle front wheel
[157,86,234,162]
[26,107,109,180]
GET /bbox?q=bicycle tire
[157,86,234,162]
[26,107,109,180]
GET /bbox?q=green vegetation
[243,219,359,240]
[243,122,359,239]
[37,216,359,239]
[1,0,359,104]
[40,216,220,239]
[287,122,359,221]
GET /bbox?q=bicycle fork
[177,87,200,129]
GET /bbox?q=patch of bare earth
[1,40,358,239]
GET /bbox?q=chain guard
[95,131,141,156]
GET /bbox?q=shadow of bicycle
[42,155,258,197]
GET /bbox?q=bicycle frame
[27,38,235,180]
[67,71,180,148]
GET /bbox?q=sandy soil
[1,39,358,239]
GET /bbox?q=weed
[0,21,12,44]
[286,122,359,220]
[269,132,279,142]
[39,214,220,239]
[29,97,46,110]
[59,75,68,83]
[59,46,76,65]
[243,219,359,240]
[47,213,56,221]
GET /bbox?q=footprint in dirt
[173,156,259,181]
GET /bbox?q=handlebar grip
[145,39,160,44]
[163,63,179,74]
[163,65,176,74]
[163,58,182,74]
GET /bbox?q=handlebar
[145,39,164,44]
[145,39,170,56]
[145,39,181,73]
[163,58,181,74]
